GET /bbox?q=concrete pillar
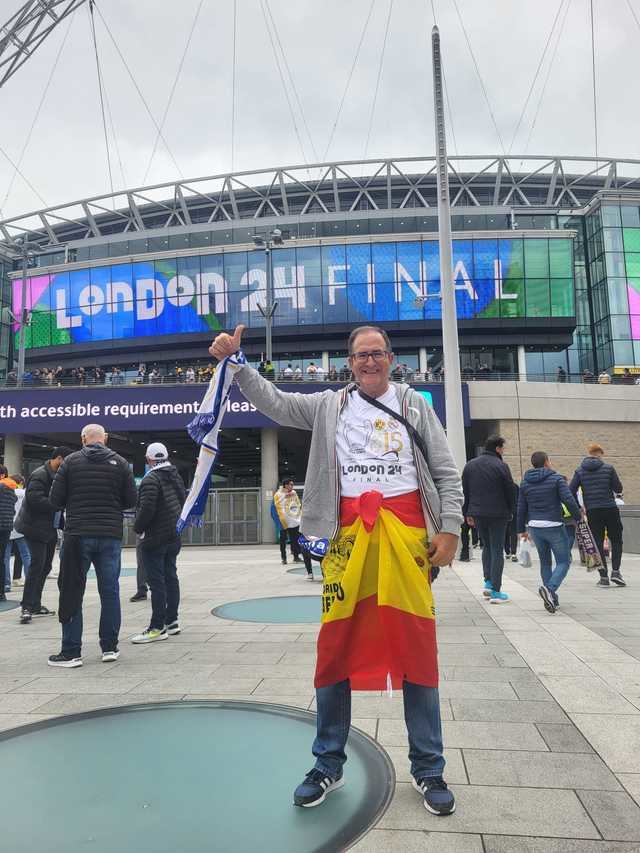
[517,345,527,381]
[261,427,278,544]
[3,434,23,475]
[419,347,428,378]
[321,351,330,373]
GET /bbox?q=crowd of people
[0,428,186,663]
[462,436,625,612]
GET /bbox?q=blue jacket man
[518,451,581,613]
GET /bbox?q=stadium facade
[1,155,639,542]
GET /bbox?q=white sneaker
[131,628,168,644]
[101,650,120,662]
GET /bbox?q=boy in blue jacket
[518,451,582,613]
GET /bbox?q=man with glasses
[210,324,463,816]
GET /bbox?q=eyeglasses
[350,349,390,363]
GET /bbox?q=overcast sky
[0,0,637,221]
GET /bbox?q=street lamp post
[253,228,286,363]
[431,26,466,472]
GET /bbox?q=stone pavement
[1,544,640,851]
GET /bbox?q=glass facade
[11,236,574,351]
[586,203,640,371]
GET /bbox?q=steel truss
[2,154,640,251]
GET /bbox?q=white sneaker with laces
[101,650,120,663]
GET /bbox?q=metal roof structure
[2,154,640,253]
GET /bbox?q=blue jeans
[4,538,31,585]
[139,540,181,630]
[475,518,509,592]
[62,536,122,656]
[313,679,445,780]
[529,526,571,595]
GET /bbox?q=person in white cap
[131,442,186,644]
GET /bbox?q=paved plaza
[1,544,640,851]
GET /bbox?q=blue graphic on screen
[14,237,573,349]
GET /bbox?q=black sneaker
[48,652,82,669]
[597,577,610,587]
[281,559,287,566]
[130,592,147,602]
[538,586,556,614]
[412,776,455,815]
[33,606,55,617]
[0,593,6,602]
[293,768,344,807]
[293,557,303,564]
[19,609,32,624]
[459,553,470,562]
[611,572,627,587]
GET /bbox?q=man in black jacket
[47,424,137,668]
[131,442,186,644]
[462,435,516,604]
[15,448,72,622]
[570,443,625,587]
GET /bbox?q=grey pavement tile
[539,676,640,715]
[129,676,263,695]
[491,650,530,668]
[383,746,468,784]
[445,666,539,684]
[618,775,640,807]
[439,682,518,701]
[251,677,319,695]
[577,790,640,841]
[570,714,640,772]
[351,829,483,852]
[208,664,315,681]
[378,719,549,751]
[0,692,60,713]
[511,681,554,701]
[378,782,598,837]
[235,642,313,655]
[32,693,185,714]
[483,836,640,852]
[435,629,488,645]
[437,648,507,667]
[10,676,146,694]
[536,723,595,753]
[451,699,568,723]
[463,749,621,789]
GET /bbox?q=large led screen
[12,236,575,350]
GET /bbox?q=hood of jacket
[153,464,181,484]
[0,476,17,490]
[580,456,604,472]
[81,443,118,464]
[523,467,556,485]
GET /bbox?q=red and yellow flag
[315,490,438,691]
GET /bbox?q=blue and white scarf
[177,351,246,532]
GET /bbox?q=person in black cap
[131,442,186,644]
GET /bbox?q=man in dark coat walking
[462,435,516,603]
[131,443,186,644]
[570,443,625,587]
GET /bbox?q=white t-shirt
[336,386,419,497]
[528,520,562,528]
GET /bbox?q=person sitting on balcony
[621,368,635,385]
[582,369,595,383]
[264,360,275,381]
[328,366,338,382]
[185,366,195,383]
[283,363,294,379]
[306,362,318,379]
[556,366,567,383]
[293,365,303,380]
[598,371,611,385]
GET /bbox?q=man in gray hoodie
[210,324,463,817]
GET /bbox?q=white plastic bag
[517,538,533,568]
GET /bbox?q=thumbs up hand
[209,325,245,361]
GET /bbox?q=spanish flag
[315,490,438,691]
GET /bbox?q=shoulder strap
[354,387,429,464]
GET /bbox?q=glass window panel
[371,218,393,234]
[173,256,205,334]
[110,263,134,340]
[320,220,346,237]
[610,315,632,340]
[109,241,128,257]
[371,242,396,283]
[605,252,626,277]
[612,340,634,363]
[623,228,640,254]
[131,261,159,338]
[526,278,551,317]
[272,293,298,326]
[601,205,622,227]
[606,278,630,314]
[212,229,234,245]
[393,216,417,233]
[347,243,373,285]
[168,233,190,251]
[89,244,109,260]
[603,228,624,252]
[224,251,250,290]
[372,282,398,321]
[298,287,323,325]
[189,231,212,248]
[524,239,549,277]
[397,242,426,320]
[346,219,370,236]
[497,280,525,318]
[625,253,640,278]
[634,340,640,363]
[473,238,498,279]
[621,206,640,228]
[500,238,524,278]
[321,244,347,291]
[452,239,474,278]
[422,240,439,281]
[128,239,148,254]
[296,246,321,286]
[550,279,574,316]
[148,236,170,253]
[270,247,297,288]
[549,239,572,277]
[26,308,53,349]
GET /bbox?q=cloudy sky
[0,0,637,220]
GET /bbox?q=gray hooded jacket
[236,366,464,540]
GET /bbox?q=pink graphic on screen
[629,283,640,340]
[11,275,50,331]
